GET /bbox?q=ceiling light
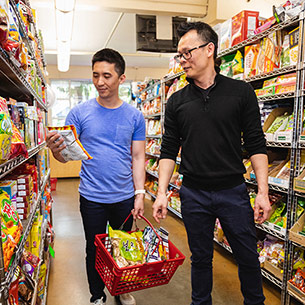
[57,41,71,72]
[56,10,74,42]
[55,0,75,12]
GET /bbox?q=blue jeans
[179,183,265,305]
[80,195,134,303]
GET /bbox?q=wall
[47,65,168,82]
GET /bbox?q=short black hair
[92,48,125,76]
[177,22,218,60]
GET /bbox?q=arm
[46,131,67,163]
[250,153,271,224]
[152,159,176,223]
[132,140,146,219]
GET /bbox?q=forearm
[132,154,145,191]
[157,159,176,195]
[250,153,269,195]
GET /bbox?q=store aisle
[47,178,290,305]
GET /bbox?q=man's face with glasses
[176,29,213,80]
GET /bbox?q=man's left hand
[132,194,145,219]
[254,192,271,224]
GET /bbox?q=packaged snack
[9,122,28,159]
[108,226,145,268]
[281,35,290,68]
[231,10,259,47]
[0,0,9,44]
[244,43,260,78]
[21,249,40,277]
[0,97,13,162]
[232,50,244,75]
[289,27,299,65]
[17,266,35,303]
[8,277,18,305]
[219,19,231,51]
[0,189,22,245]
[47,125,92,161]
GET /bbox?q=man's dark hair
[92,48,125,76]
[177,22,219,61]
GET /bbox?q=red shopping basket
[94,214,185,296]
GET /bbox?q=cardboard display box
[289,213,305,246]
[263,107,291,142]
[268,159,289,189]
[294,169,305,193]
[287,281,305,303]
[263,260,283,280]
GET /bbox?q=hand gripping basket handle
[120,213,165,259]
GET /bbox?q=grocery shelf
[41,256,51,305]
[244,65,297,83]
[217,15,299,57]
[162,71,185,83]
[167,205,182,218]
[288,288,305,304]
[146,189,157,199]
[3,169,50,288]
[267,141,291,148]
[142,94,161,103]
[144,113,161,119]
[146,135,162,139]
[146,169,158,179]
[261,268,282,289]
[145,152,160,158]
[0,142,46,179]
[245,178,288,194]
[295,191,305,199]
[257,92,295,102]
[214,238,282,288]
[299,142,305,149]
[255,222,286,240]
[0,49,46,110]
[9,0,46,85]
[141,81,161,93]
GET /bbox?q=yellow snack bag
[47,125,92,161]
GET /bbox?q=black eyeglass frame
[174,42,210,63]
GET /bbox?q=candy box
[219,19,232,51]
[289,27,299,65]
[231,10,259,47]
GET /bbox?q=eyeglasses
[174,42,210,63]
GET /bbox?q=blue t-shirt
[65,98,146,203]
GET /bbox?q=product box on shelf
[219,19,232,51]
[0,180,17,208]
[287,281,305,303]
[289,27,299,65]
[263,107,291,142]
[289,212,305,246]
[268,159,290,189]
[244,44,260,78]
[263,259,283,280]
[231,10,259,47]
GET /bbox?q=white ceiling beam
[99,0,208,17]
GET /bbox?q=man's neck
[194,69,217,89]
[97,96,123,109]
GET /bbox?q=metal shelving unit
[257,92,295,102]
[145,152,160,158]
[267,141,292,148]
[142,94,161,103]
[0,2,50,302]
[146,134,162,139]
[145,189,157,199]
[167,206,182,218]
[144,113,161,119]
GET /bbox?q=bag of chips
[0,0,9,44]
[9,122,28,159]
[108,225,145,268]
[47,125,92,161]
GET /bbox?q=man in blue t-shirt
[47,49,146,305]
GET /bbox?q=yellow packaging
[30,223,40,257]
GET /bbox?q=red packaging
[16,201,28,208]
[16,174,32,185]
[231,10,259,46]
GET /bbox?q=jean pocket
[114,125,132,147]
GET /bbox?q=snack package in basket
[108,226,145,268]
[47,125,92,162]
[143,226,169,262]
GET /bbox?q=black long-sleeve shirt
[160,73,267,191]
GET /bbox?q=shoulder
[123,102,143,117]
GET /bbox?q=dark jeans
[179,183,265,305]
[80,195,134,303]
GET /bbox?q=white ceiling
[31,0,175,69]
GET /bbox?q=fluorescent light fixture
[55,0,75,12]
[56,10,74,42]
[57,41,71,72]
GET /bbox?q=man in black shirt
[152,22,271,305]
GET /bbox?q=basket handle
[120,213,166,260]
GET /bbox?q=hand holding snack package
[47,125,92,162]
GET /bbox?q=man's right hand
[152,193,168,223]
[46,131,66,161]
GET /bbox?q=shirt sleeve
[65,105,82,135]
[160,96,181,161]
[242,83,267,157]
[132,111,146,141]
